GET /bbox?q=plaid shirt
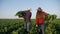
[24,10,32,22]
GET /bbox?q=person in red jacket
[36,7,47,34]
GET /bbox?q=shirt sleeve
[30,12,32,17]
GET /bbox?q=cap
[27,8,32,10]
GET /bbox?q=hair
[36,7,43,15]
[36,10,42,15]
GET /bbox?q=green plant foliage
[15,11,26,18]
[0,19,60,34]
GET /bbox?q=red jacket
[36,11,46,25]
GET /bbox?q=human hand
[36,25,38,27]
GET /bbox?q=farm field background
[0,19,60,34]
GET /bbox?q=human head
[27,8,32,11]
[37,7,42,12]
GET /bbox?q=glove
[36,25,38,27]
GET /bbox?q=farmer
[36,7,47,34]
[24,8,32,33]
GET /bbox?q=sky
[0,0,60,19]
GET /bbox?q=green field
[0,19,60,34]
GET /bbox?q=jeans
[37,23,45,34]
[24,22,30,32]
